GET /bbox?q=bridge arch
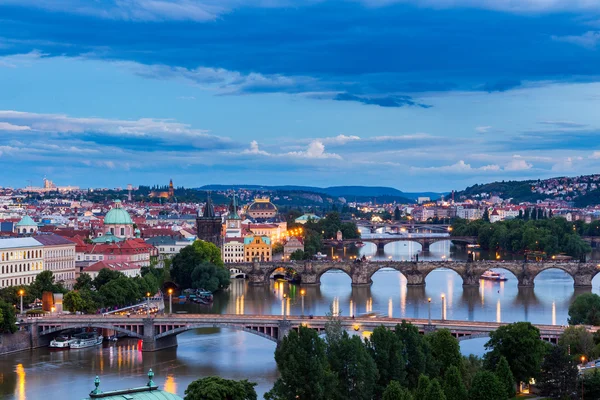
[263,264,302,282]
[39,323,143,339]
[316,265,353,284]
[154,323,279,343]
[532,266,576,284]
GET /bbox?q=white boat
[49,335,76,350]
[481,270,508,282]
[314,252,327,259]
[70,333,103,349]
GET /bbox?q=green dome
[16,215,37,226]
[104,203,133,225]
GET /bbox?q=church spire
[203,192,216,218]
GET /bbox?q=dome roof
[104,202,133,225]
[16,215,37,226]
[248,199,277,211]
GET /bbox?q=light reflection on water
[2,238,599,399]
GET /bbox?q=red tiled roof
[83,261,141,272]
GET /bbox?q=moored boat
[49,335,76,350]
[70,333,103,349]
[355,241,365,248]
[481,270,508,282]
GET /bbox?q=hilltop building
[149,179,175,199]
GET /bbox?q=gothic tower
[168,179,174,199]
[196,193,223,248]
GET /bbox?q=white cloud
[411,160,501,174]
[475,126,492,134]
[373,133,434,141]
[242,140,270,156]
[320,134,361,145]
[0,122,31,131]
[287,140,342,159]
[0,51,45,68]
[362,0,600,12]
[590,151,600,159]
[552,31,600,49]
[505,157,533,171]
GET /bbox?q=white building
[456,207,483,220]
[0,237,44,288]
[222,238,245,263]
[33,233,77,288]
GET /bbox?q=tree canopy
[468,371,506,400]
[537,345,577,399]
[171,241,227,290]
[569,293,600,326]
[184,377,257,400]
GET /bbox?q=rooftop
[83,369,182,400]
[0,237,43,250]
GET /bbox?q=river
[1,240,599,399]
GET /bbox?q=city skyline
[1,1,600,191]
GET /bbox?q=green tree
[495,356,516,398]
[289,249,305,261]
[0,300,17,333]
[74,273,93,290]
[460,355,483,390]
[426,329,461,377]
[30,270,65,298]
[396,321,433,389]
[443,365,467,400]
[382,381,412,400]
[171,241,225,289]
[468,371,506,400]
[537,345,578,399]
[191,262,230,292]
[482,208,490,222]
[328,331,378,400]
[93,268,124,290]
[265,326,333,400]
[559,325,596,359]
[184,376,257,400]
[366,325,406,396]
[394,207,402,221]
[484,322,547,385]
[579,368,600,399]
[569,293,600,326]
[63,291,84,313]
[414,375,430,400]
[424,379,445,400]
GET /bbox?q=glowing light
[16,363,25,400]
[164,374,177,394]
[496,300,501,323]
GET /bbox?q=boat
[481,270,508,282]
[49,335,76,350]
[314,252,327,260]
[355,241,365,248]
[70,333,103,349]
[467,244,481,249]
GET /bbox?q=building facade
[196,194,223,248]
[0,237,44,288]
[34,233,77,287]
[102,200,135,239]
[222,238,245,263]
[246,197,278,219]
[244,235,272,262]
[283,236,304,259]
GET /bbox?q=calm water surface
[1,240,599,399]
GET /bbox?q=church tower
[196,193,223,248]
[225,194,242,238]
[168,179,174,199]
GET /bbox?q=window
[120,227,125,236]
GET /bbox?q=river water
[1,239,599,399]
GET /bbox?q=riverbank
[0,331,32,355]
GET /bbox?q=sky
[1,1,600,192]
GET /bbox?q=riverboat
[355,241,365,248]
[70,333,103,349]
[480,270,508,282]
[49,335,76,350]
[314,252,327,260]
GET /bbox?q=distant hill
[198,185,443,203]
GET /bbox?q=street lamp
[300,289,306,317]
[168,288,173,315]
[146,292,151,316]
[18,289,24,315]
[428,298,431,325]
[283,293,287,321]
[581,355,586,399]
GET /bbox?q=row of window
[46,248,75,258]
[1,262,43,274]
[1,249,43,262]
[1,275,34,288]
[47,261,75,270]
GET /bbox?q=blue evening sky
[1,0,600,191]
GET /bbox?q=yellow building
[243,235,272,262]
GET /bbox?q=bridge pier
[247,272,268,285]
[376,242,386,252]
[403,269,425,286]
[142,318,178,352]
[421,241,430,252]
[301,273,320,285]
[574,274,593,288]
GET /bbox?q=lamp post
[581,355,586,400]
[441,294,446,321]
[283,293,287,321]
[428,297,431,325]
[300,289,305,317]
[168,288,173,315]
[18,289,24,315]
[146,292,151,316]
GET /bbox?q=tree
[569,293,600,326]
[289,249,305,261]
[328,332,378,400]
[191,262,230,292]
[443,366,467,400]
[426,329,461,377]
[30,270,65,298]
[484,322,547,385]
[184,376,257,400]
[424,379,445,400]
[460,355,483,390]
[559,325,596,359]
[495,356,516,398]
[171,241,225,290]
[63,291,85,313]
[468,371,506,400]
[366,325,406,396]
[414,375,430,400]
[537,345,578,398]
[482,208,490,222]
[395,321,433,389]
[74,273,93,291]
[93,268,124,291]
[265,326,333,400]
[394,207,402,221]
[382,381,412,400]
[579,368,600,399]
[0,300,17,333]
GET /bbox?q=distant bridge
[323,235,476,251]
[227,260,600,288]
[20,314,571,352]
[353,221,451,234]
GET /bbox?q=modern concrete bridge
[20,314,571,352]
[230,260,600,287]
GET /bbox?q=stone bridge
[230,260,600,288]
[323,236,476,251]
[353,221,451,234]
[19,314,570,352]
